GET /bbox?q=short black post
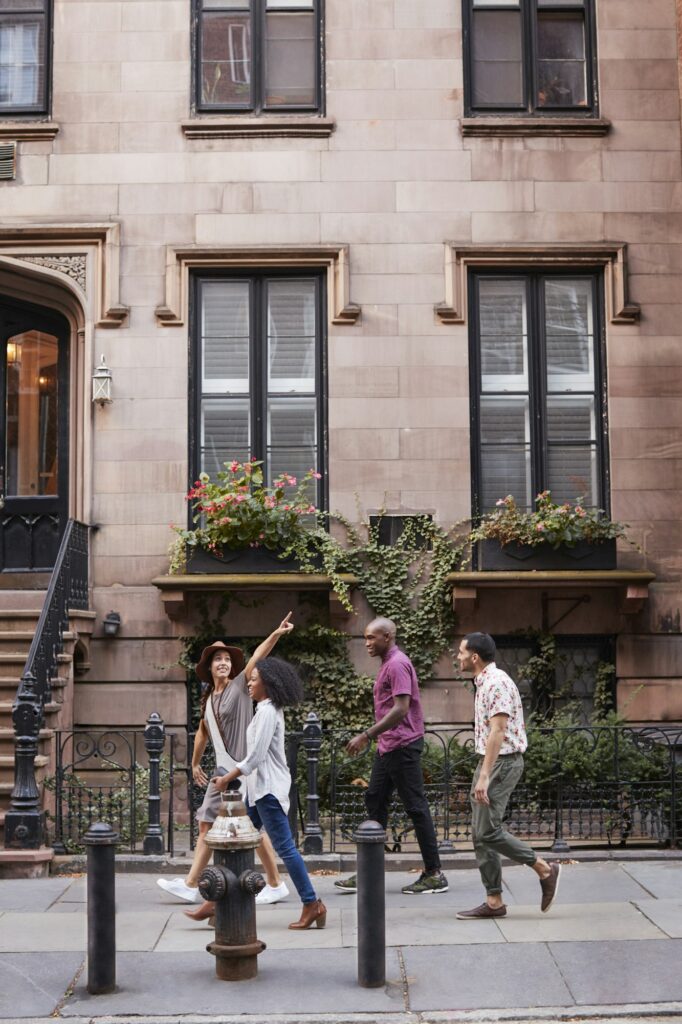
[84,822,119,995]
[143,711,165,855]
[302,711,323,854]
[4,672,44,849]
[354,819,386,989]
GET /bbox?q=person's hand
[211,773,229,792]
[474,770,490,805]
[192,764,208,787]
[275,611,294,636]
[346,733,370,756]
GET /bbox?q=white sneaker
[255,881,290,905]
[156,877,200,903]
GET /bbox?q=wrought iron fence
[5,519,90,850]
[45,715,682,855]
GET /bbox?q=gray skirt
[195,779,225,824]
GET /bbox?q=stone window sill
[0,122,59,141]
[181,117,335,139]
[461,116,611,138]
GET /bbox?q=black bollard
[84,821,119,995]
[143,711,166,855]
[354,819,386,989]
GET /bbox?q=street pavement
[0,859,681,1023]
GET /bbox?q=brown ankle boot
[288,899,327,930]
[183,899,215,921]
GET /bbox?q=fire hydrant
[199,785,267,981]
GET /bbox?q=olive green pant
[470,752,538,896]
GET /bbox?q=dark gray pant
[470,753,537,895]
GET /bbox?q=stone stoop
[0,601,96,859]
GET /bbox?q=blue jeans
[247,794,317,904]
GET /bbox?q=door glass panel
[547,445,597,504]
[267,396,317,498]
[201,280,250,393]
[544,278,594,390]
[5,330,58,497]
[201,398,250,477]
[479,396,531,509]
[479,278,528,390]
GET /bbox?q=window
[463,0,598,117]
[191,271,326,506]
[495,635,615,720]
[0,0,50,116]
[470,270,607,515]
[194,0,322,114]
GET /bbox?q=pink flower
[536,523,545,531]
[575,506,586,517]
[310,470,322,480]
[230,461,239,473]
[496,499,506,506]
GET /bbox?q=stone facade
[1,0,681,732]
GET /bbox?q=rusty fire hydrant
[199,786,267,981]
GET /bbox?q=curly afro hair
[254,656,304,709]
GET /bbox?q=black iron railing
[4,520,90,850]
[45,716,682,856]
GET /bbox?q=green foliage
[470,490,631,549]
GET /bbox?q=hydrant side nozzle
[199,864,234,901]
[240,870,266,897]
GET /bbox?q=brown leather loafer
[456,902,507,919]
[540,862,561,913]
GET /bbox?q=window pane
[471,10,523,106]
[267,397,317,494]
[546,396,595,441]
[0,2,46,10]
[544,279,594,389]
[479,278,528,390]
[480,397,531,510]
[473,0,518,5]
[201,399,250,477]
[480,396,529,444]
[267,0,314,7]
[537,12,587,107]
[0,15,44,109]
[201,11,251,106]
[265,11,316,106]
[547,445,597,505]
[202,0,250,8]
[5,331,58,498]
[268,279,316,392]
[201,281,250,393]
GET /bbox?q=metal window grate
[0,142,16,180]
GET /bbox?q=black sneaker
[401,871,449,894]
[334,874,357,893]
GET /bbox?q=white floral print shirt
[474,662,528,756]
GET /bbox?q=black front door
[0,296,70,572]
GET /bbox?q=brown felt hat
[195,640,246,684]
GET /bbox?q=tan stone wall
[1,0,681,726]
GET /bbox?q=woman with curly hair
[200,656,327,930]
[157,616,294,909]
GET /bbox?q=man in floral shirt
[456,632,561,919]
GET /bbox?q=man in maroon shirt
[334,617,447,894]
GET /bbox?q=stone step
[0,699,60,718]
[0,727,53,756]
[0,631,76,643]
[0,754,48,769]
[0,652,72,667]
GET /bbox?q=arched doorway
[1,294,70,572]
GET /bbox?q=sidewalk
[1,859,682,1023]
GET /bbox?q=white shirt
[474,662,528,756]
[236,699,291,814]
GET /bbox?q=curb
[51,846,682,875]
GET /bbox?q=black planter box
[477,538,617,571]
[186,545,315,574]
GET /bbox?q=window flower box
[477,537,617,572]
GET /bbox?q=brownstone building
[1,0,681,855]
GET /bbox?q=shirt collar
[381,645,400,663]
[474,661,497,688]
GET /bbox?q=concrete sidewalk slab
[403,942,573,1011]
[0,878,74,913]
[0,912,172,953]
[632,899,682,939]
[495,901,667,943]
[0,952,83,1019]
[502,862,651,905]
[550,939,682,1004]
[620,862,682,899]
[155,907,346,951]
[61,950,405,1017]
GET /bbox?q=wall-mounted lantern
[102,611,121,637]
[92,354,113,406]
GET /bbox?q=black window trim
[191,0,325,117]
[462,0,599,119]
[468,265,609,521]
[189,267,328,514]
[0,0,52,118]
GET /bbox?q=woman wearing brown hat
[157,613,294,907]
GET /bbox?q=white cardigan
[236,699,291,814]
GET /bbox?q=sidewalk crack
[620,863,658,899]
[546,940,577,1006]
[396,946,410,1012]
[51,956,85,1017]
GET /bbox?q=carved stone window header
[436,243,640,326]
[155,244,361,328]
